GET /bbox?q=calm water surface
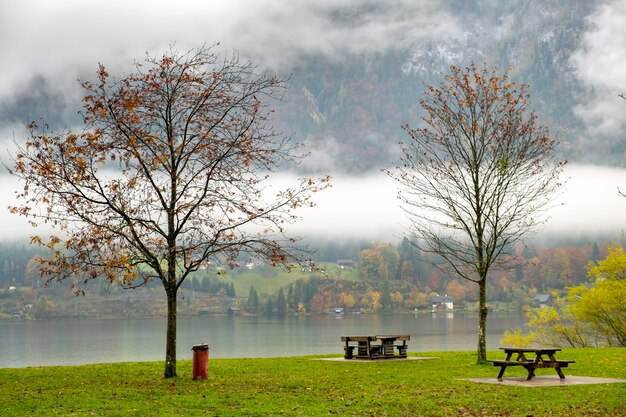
[0,312,526,368]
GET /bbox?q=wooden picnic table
[488,347,575,381]
[341,335,410,360]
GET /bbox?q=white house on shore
[430,295,454,311]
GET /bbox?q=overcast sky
[1,0,624,129]
[0,0,456,97]
[0,0,625,242]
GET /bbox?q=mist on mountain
[1,0,625,175]
[0,0,625,242]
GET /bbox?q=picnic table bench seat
[488,359,535,366]
[489,359,575,368]
[536,360,575,368]
[395,344,408,356]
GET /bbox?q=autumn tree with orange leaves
[388,64,565,363]
[11,45,330,378]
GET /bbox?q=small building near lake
[336,259,354,269]
[533,293,552,307]
[430,295,454,311]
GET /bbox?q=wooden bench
[538,360,575,369]
[341,336,379,359]
[395,344,408,357]
[377,335,410,359]
[488,360,534,367]
[344,345,355,359]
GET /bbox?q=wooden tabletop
[341,335,410,342]
[376,335,411,341]
[341,336,377,342]
[499,347,561,353]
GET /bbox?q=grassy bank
[1,349,624,416]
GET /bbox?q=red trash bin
[191,343,209,380]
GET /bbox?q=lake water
[0,312,526,368]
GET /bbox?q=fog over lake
[1,164,625,242]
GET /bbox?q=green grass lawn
[1,349,624,416]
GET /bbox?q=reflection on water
[0,312,527,368]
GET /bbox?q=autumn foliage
[10,45,330,377]
[388,63,565,363]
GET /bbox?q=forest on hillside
[2,234,624,319]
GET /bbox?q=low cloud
[2,165,625,243]
[545,165,626,235]
[259,164,626,241]
[279,172,406,240]
[571,0,626,137]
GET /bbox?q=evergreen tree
[247,286,259,313]
[380,281,392,309]
[523,245,537,259]
[591,242,600,263]
[287,283,295,311]
[276,288,287,316]
[199,277,210,293]
[515,265,524,282]
[294,280,304,306]
[264,296,274,316]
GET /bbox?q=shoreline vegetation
[0,259,525,321]
[0,289,509,321]
[0,243,585,321]
[2,237,620,322]
[1,349,624,416]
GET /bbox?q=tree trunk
[477,278,488,364]
[164,288,177,378]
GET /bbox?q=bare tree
[10,45,330,377]
[387,63,565,363]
